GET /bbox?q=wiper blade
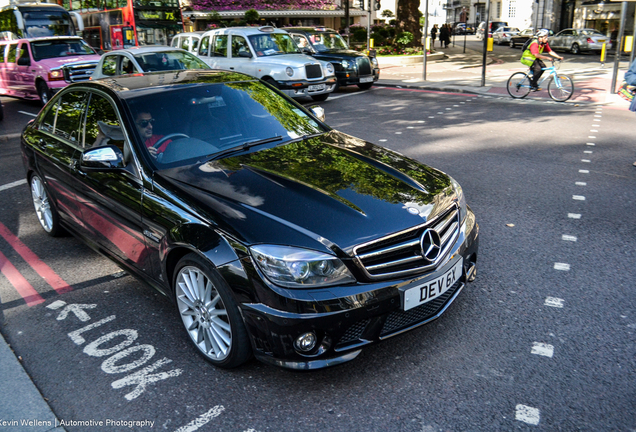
[205,136,284,161]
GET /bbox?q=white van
[196,26,337,101]
[170,31,206,54]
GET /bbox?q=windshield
[307,32,348,52]
[247,33,299,56]
[126,80,326,169]
[581,30,604,37]
[23,10,75,38]
[133,50,210,72]
[31,39,96,60]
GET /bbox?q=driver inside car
[135,111,171,159]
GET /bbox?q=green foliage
[351,26,368,42]
[245,8,259,23]
[381,9,394,18]
[395,31,414,46]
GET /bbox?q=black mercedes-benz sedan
[21,70,478,370]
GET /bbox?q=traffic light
[367,0,371,10]
[358,0,365,10]
[374,0,380,10]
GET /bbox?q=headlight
[325,62,334,75]
[49,70,64,81]
[286,67,294,77]
[450,177,467,223]
[371,57,379,67]
[341,59,350,69]
[250,245,356,288]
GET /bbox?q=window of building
[509,0,516,18]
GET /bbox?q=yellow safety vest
[521,40,545,67]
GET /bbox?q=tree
[396,0,421,47]
[245,8,260,24]
[381,9,394,18]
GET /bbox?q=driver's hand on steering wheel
[148,146,158,158]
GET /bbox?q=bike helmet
[536,29,550,37]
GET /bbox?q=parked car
[196,26,336,101]
[285,26,379,91]
[90,46,210,80]
[0,36,100,105]
[493,27,519,45]
[509,28,555,48]
[452,23,467,35]
[170,31,206,54]
[476,21,509,40]
[21,69,479,370]
[549,28,612,54]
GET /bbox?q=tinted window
[248,33,298,56]
[120,56,138,74]
[0,45,5,63]
[30,39,96,61]
[212,35,227,57]
[133,50,209,71]
[39,101,59,134]
[101,56,117,76]
[17,43,29,62]
[54,91,88,143]
[180,37,191,51]
[84,93,125,152]
[231,35,249,58]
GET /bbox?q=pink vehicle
[0,36,100,105]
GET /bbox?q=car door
[16,41,35,94]
[22,90,87,227]
[0,44,8,95]
[5,43,18,95]
[208,34,228,69]
[228,34,256,76]
[73,90,152,273]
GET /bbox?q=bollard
[625,36,633,53]
[600,43,606,67]
[487,37,493,52]
[370,38,374,48]
[426,36,431,52]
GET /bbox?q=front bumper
[275,77,337,98]
[239,208,479,370]
[335,68,380,87]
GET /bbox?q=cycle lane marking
[0,249,44,306]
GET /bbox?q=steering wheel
[152,133,190,149]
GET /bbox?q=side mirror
[368,49,377,58]
[80,145,125,170]
[238,50,252,58]
[17,57,30,66]
[310,105,325,122]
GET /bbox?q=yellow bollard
[487,37,493,51]
[370,38,374,48]
[600,43,606,63]
[426,36,431,52]
[625,36,633,53]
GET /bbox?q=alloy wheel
[31,176,53,232]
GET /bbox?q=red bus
[61,0,184,51]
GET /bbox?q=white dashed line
[407,126,414,129]
[562,235,577,242]
[584,151,592,154]
[516,405,540,425]
[572,195,585,201]
[545,297,564,308]
[428,116,435,118]
[586,143,595,146]
[437,112,444,114]
[568,213,581,219]
[575,182,586,186]
[590,130,598,132]
[587,136,596,139]
[395,132,402,134]
[578,170,589,174]
[581,159,591,163]
[531,342,554,358]
[379,139,387,142]
[0,179,27,192]
[554,263,571,271]
[417,120,425,123]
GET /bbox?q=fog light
[295,332,317,352]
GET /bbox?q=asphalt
[0,42,632,431]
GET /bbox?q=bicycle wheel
[507,72,531,99]
[548,74,574,102]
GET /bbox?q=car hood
[156,131,455,254]
[38,55,101,68]
[313,49,369,60]
[257,53,325,68]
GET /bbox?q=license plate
[360,76,373,83]
[308,84,325,91]
[598,39,606,43]
[403,259,463,311]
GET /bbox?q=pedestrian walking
[440,24,450,48]
[431,24,438,49]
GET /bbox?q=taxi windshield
[248,33,300,56]
[308,32,349,52]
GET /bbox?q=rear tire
[37,81,50,106]
[509,40,515,48]
[570,43,580,54]
[547,74,574,102]
[507,72,532,99]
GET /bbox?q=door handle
[69,160,78,171]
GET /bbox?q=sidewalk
[0,331,64,431]
[375,42,630,108]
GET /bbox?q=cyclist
[520,29,563,91]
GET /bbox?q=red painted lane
[377,87,479,97]
[0,250,44,306]
[0,222,72,294]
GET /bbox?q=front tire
[570,43,580,54]
[174,253,251,368]
[30,174,64,236]
[509,40,516,48]
[37,81,50,106]
[357,82,373,90]
[547,74,574,102]
[507,72,532,99]
[311,93,329,101]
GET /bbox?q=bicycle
[506,59,574,102]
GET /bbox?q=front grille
[63,61,98,83]
[353,206,460,280]
[357,57,371,75]
[381,279,461,336]
[305,63,323,79]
